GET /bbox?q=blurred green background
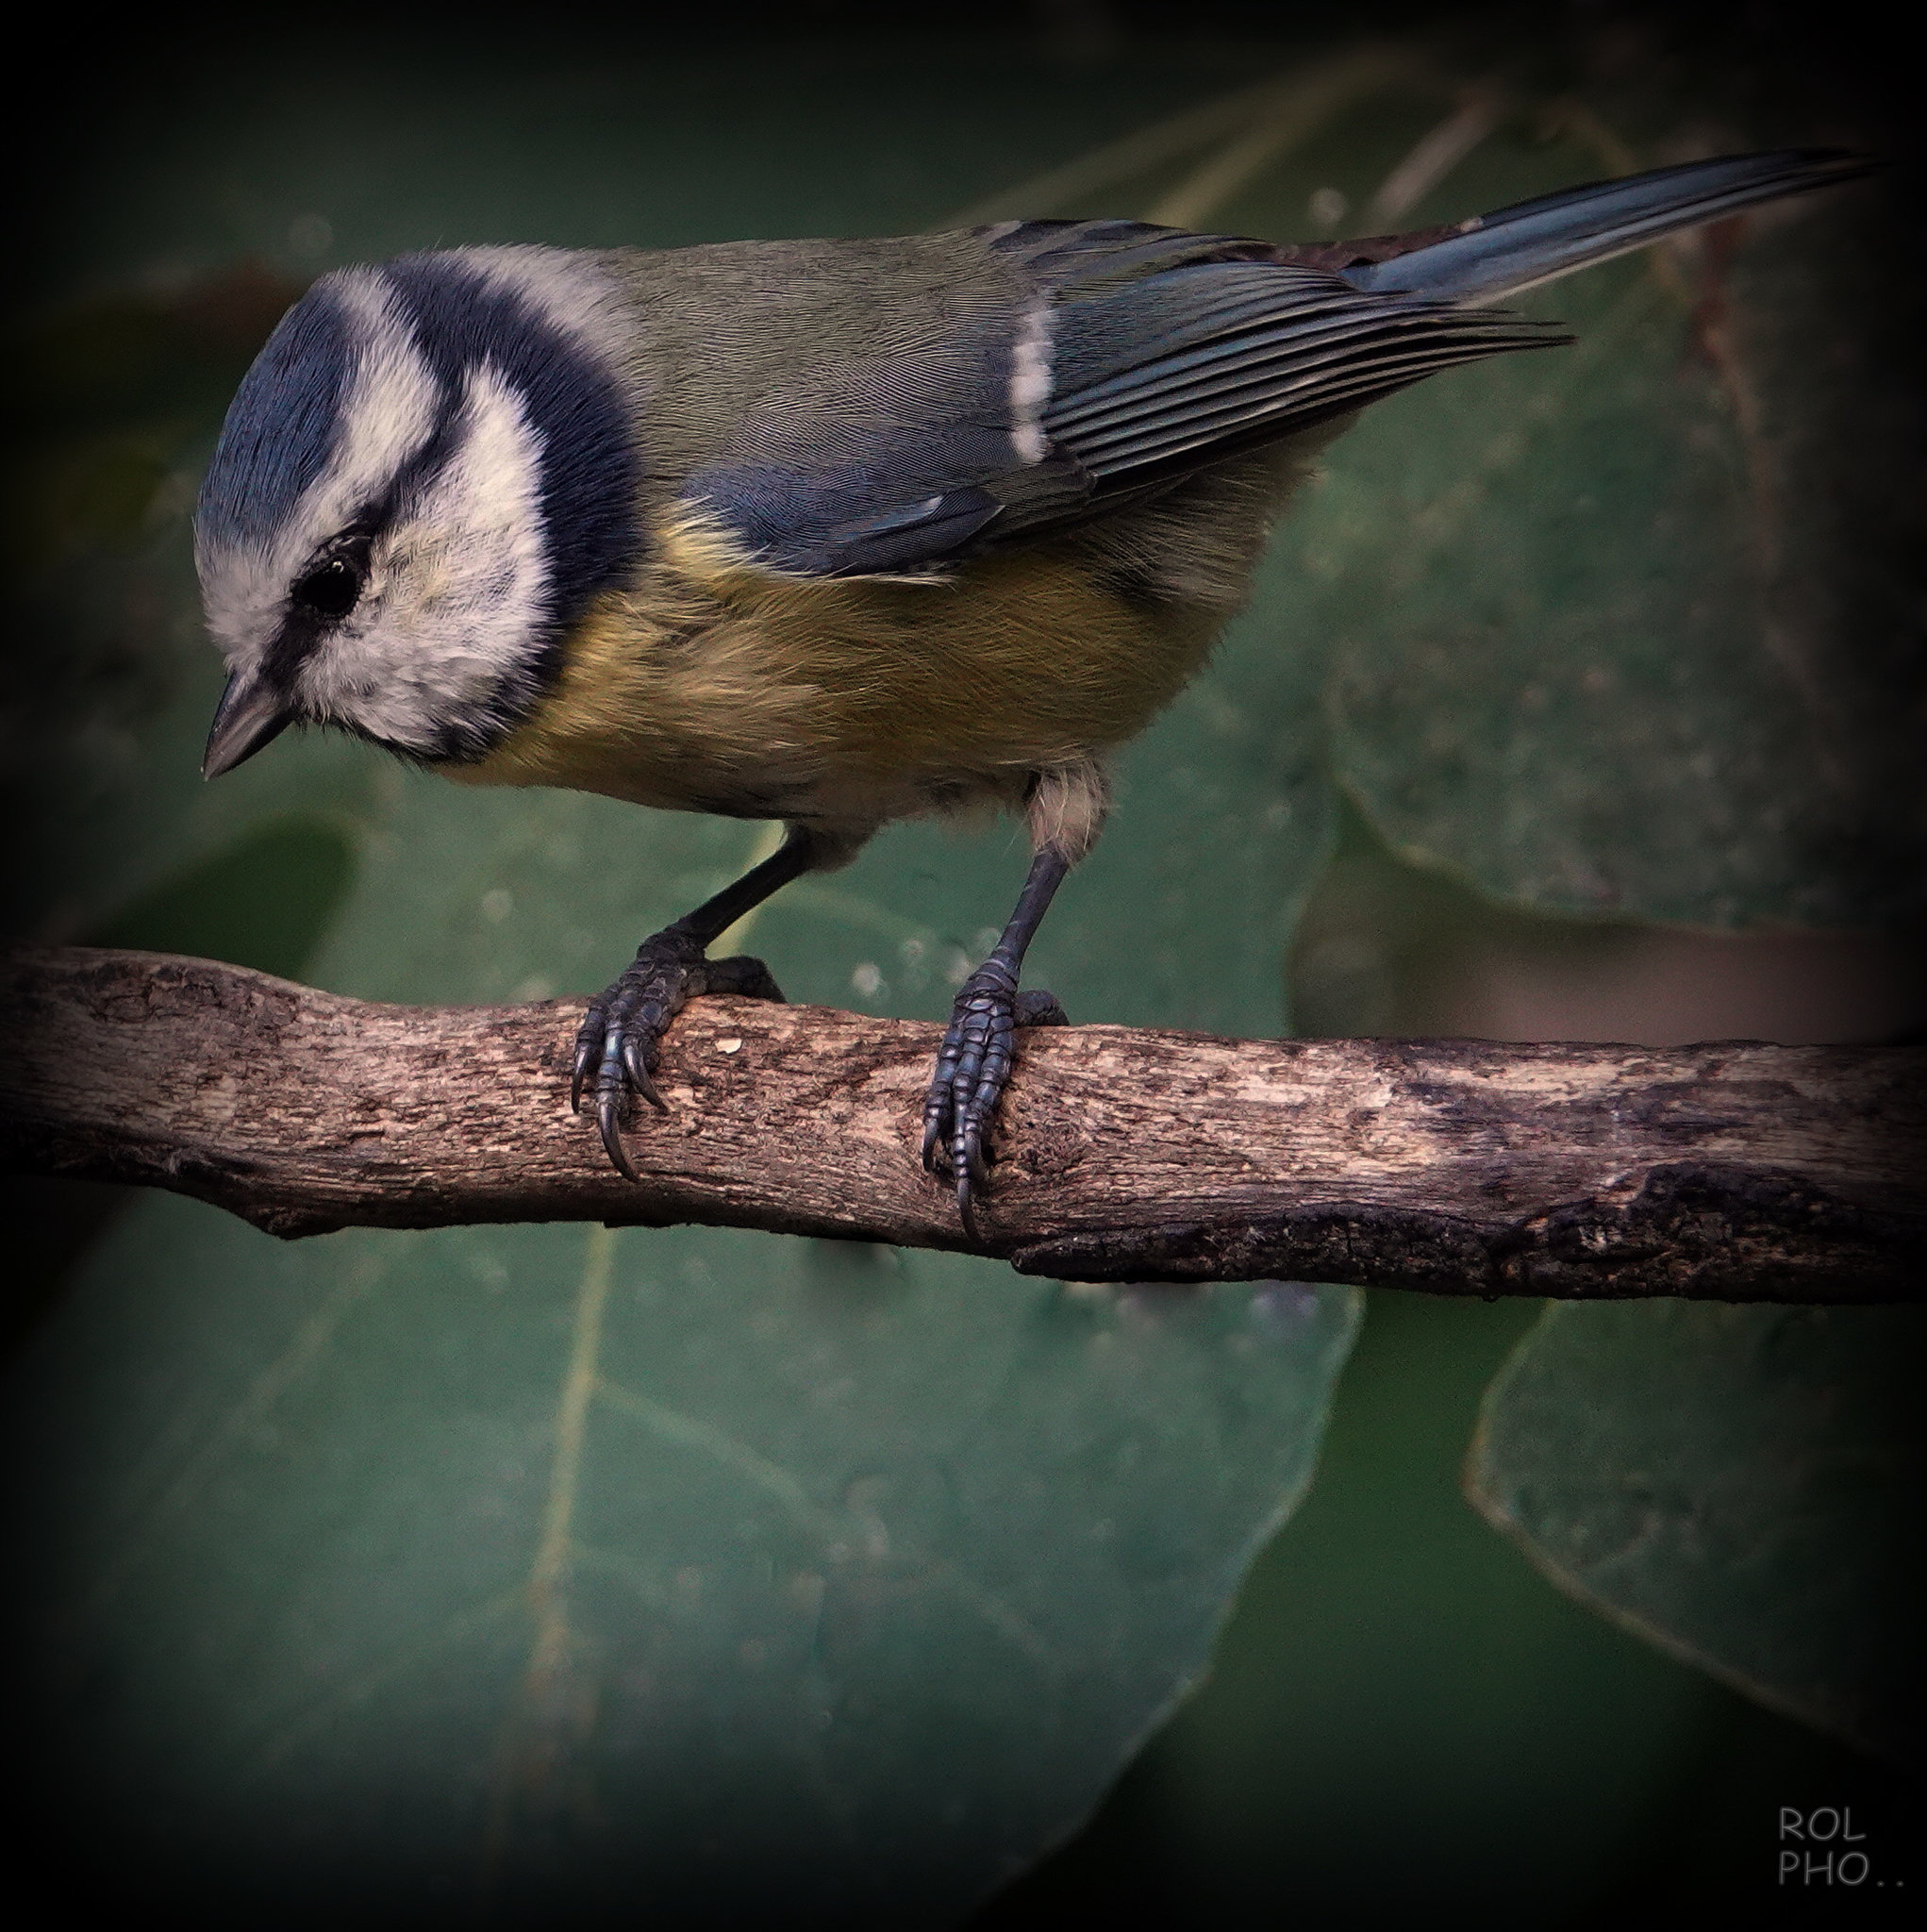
[2,4,1919,1924]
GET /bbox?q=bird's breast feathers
[447,500,1238,832]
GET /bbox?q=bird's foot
[921,964,1068,1232]
[572,925,784,1179]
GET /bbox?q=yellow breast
[448,509,1223,830]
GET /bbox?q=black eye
[291,556,364,620]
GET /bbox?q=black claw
[597,1085,640,1182]
[922,847,1074,1225]
[572,925,785,1178]
[924,961,1067,1225]
[955,1168,979,1240]
[963,1119,989,1191]
[620,1034,669,1111]
[571,1001,611,1114]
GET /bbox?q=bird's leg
[922,846,1071,1231]
[573,826,817,1178]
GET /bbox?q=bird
[192,147,1869,1227]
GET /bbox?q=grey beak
[203,671,295,778]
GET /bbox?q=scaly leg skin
[573,827,817,1179]
[922,848,1072,1232]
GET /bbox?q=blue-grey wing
[679,220,1554,578]
[676,309,1089,576]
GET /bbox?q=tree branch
[2,944,1920,1300]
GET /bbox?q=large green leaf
[1311,108,1920,928]
[8,1206,1358,1922]
[1467,1301,1920,1766]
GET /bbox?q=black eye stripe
[258,526,376,690]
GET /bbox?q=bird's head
[193,246,640,776]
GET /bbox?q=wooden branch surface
[3,945,1921,1300]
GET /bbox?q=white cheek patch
[298,360,551,755]
[198,270,440,676]
[1009,297,1055,466]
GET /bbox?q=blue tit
[193,149,1869,1224]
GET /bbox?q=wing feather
[678,220,1556,577]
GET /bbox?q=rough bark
[2,944,1920,1300]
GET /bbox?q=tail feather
[1343,149,1874,304]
